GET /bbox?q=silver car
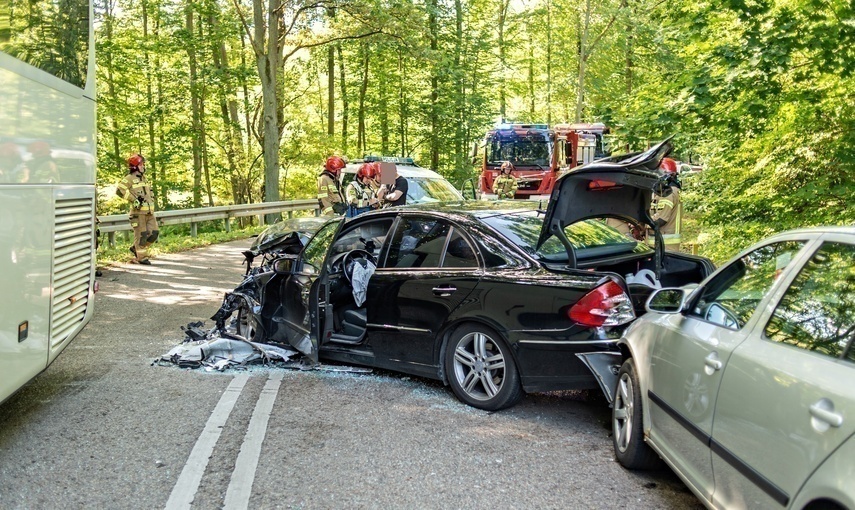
[611,227,855,509]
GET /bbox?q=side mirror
[272,256,297,275]
[645,288,690,314]
[460,179,478,201]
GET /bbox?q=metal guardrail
[99,199,320,246]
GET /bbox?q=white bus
[0,0,97,404]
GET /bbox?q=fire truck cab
[478,122,610,200]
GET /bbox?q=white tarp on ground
[155,325,301,371]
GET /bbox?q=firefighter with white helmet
[492,161,518,199]
[651,157,682,250]
[317,156,346,215]
[116,154,157,264]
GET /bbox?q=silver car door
[711,238,855,509]
[647,240,808,501]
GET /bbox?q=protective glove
[136,195,145,207]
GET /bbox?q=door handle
[432,285,457,297]
[704,353,723,371]
[810,401,843,428]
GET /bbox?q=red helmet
[356,162,377,181]
[500,161,514,173]
[659,157,678,174]
[128,154,145,170]
[324,156,346,175]
[28,141,51,156]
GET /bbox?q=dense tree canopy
[95,0,854,260]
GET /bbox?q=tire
[233,300,261,341]
[613,358,661,470]
[444,324,523,411]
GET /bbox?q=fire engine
[477,122,610,200]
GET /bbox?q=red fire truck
[477,122,610,200]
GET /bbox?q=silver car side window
[690,241,806,329]
[764,242,855,361]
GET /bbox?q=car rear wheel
[445,324,523,411]
[613,358,661,470]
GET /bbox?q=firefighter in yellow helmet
[492,161,518,199]
[116,154,157,265]
[317,156,346,215]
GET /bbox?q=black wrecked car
[214,139,714,410]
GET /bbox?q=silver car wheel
[452,331,506,402]
[614,371,635,453]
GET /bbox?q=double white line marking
[165,372,284,510]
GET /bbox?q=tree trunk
[209,11,245,205]
[101,0,122,174]
[337,44,348,152]
[497,0,510,120]
[547,0,552,124]
[357,43,369,155]
[327,44,335,136]
[575,0,591,122]
[379,58,389,154]
[249,0,282,223]
[453,0,464,173]
[429,0,439,170]
[398,47,407,156]
[185,1,203,207]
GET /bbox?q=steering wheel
[342,249,377,284]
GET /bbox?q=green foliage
[95,0,853,261]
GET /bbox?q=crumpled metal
[351,260,376,307]
[157,329,299,371]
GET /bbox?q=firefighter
[651,157,682,250]
[116,154,157,265]
[492,161,518,199]
[317,156,346,215]
[345,162,380,218]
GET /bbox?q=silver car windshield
[407,177,463,203]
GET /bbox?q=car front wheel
[444,324,523,411]
[613,358,661,469]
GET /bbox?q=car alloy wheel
[445,324,522,411]
[612,358,661,470]
[234,300,259,341]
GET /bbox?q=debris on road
[154,322,372,374]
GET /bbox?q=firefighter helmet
[356,162,377,181]
[128,154,146,171]
[500,161,514,173]
[27,141,51,156]
[659,158,678,174]
[324,156,346,175]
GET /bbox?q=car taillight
[568,281,635,327]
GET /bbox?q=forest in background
[95,0,854,260]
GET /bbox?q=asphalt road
[0,239,701,509]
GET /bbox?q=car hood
[250,217,328,255]
[536,138,673,251]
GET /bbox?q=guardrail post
[108,232,116,247]
[257,214,265,226]
[191,222,198,237]
[225,214,232,233]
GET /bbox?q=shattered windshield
[483,211,651,262]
